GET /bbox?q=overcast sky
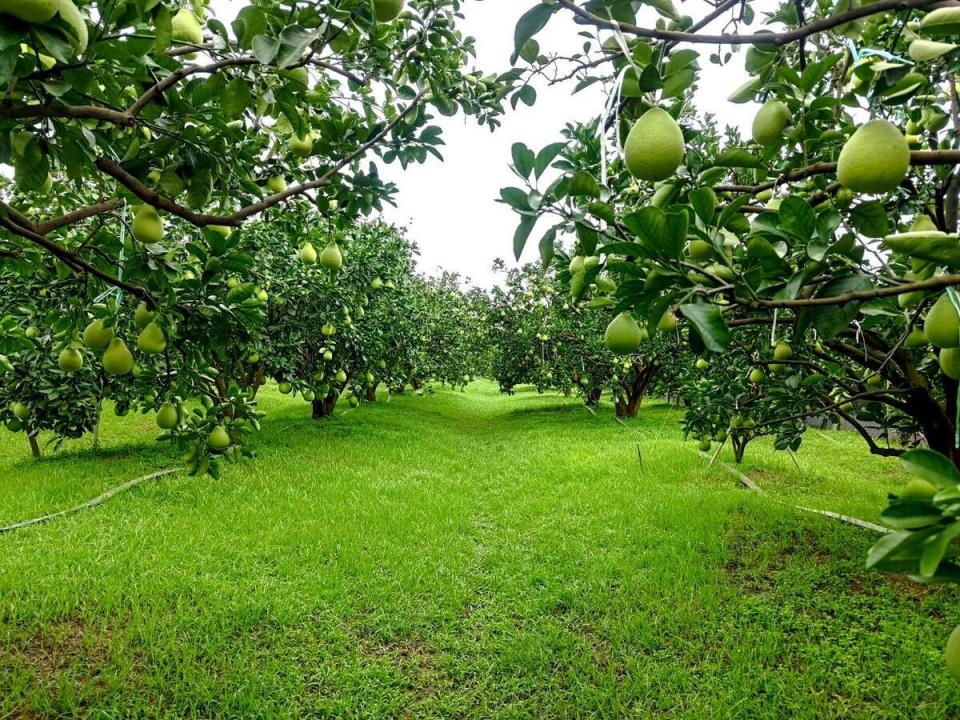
[376,2,759,287]
[194,2,767,287]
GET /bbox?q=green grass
[0,381,958,718]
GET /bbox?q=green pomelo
[102,338,134,375]
[82,319,114,351]
[946,626,960,682]
[156,402,178,430]
[836,120,910,194]
[171,8,203,45]
[900,478,938,500]
[604,311,643,355]
[132,205,164,244]
[207,425,231,451]
[925,294,960,348]
[57,347,83,372]
[940,347,960,380]
[320,242,343,270]
[300,242,318,265]
[623,107,685,181]
[752,100,791,147]
[0,0,59,23]
[373,0,404,22]
[137,322,167,354]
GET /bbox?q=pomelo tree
[0,0,513,471]
[412,272,492,390]
[504,0,960,467]
[244,212,422,417]
[504,0,960,679]
[488,261,673,416]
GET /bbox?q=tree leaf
[511,142,535,179]
[513,4,555,64]
[679,303,730,352]
[900,449,960,488]
[851,201,890,238]
[513,215,538,260]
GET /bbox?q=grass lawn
[0,380,958,718]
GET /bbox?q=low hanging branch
[733,272,960,309]
[0,214,163,307]
[557,0,940,46]
[93,89,426,229]
[714,150,960,196]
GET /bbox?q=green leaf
[513,4,555,64]
[277,26,317,68]
[779,196,816,241]
[534,142,566,177]
[499,187,530,211]
[539,227,557,268]
[900,449,960,489]
[623,207,666,247]
[919,523,960,577]
[866,528,936,569]
[513,215,538,260]
[851,201,890,239]
[511,142,536,179]
[569,171,601,198]
[251,34,280,64]
[232,6,268,49]
[679,303,730,352]
[689,187,717,224]
[662,67,695,99]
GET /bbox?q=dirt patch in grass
[2,614,130,697]
[721,514,838,594]
[354,628,450,700]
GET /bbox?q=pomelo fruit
[925,293,960,348]
[623,108,685,181]
[752,100,791,147]
[836,120,910,194]
[58,347,83,372]
[604,311,643,355]
[102,338,134,375]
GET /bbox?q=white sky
[206,1,761,287]
[377,2,759,286]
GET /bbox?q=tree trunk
[732,435,747,464]
[411,377,422,391]
[312,392,339,419]
[912,381,960,467]
[28,433,41,460]
[366,382,379,402]
[585,387,602,408]
[91,400,102,450]
[615,363,658,419]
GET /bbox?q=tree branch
[734,271,960,309]
[0,214,161,307]
[95,90,426,228]
[557,0,939,46]
[714,150,960,196]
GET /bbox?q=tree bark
[28,434,41,460]
[614,362,658,419]
[312,392,339,419]
[585,387,602,408]
[366,382,379,403]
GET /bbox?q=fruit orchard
[4,0,960,712]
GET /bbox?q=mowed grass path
[0,381,958,718]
